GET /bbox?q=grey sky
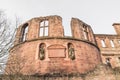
[0,0,120,35]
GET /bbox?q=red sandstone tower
[5,15,101,75]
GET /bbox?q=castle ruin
[5,15,120,77]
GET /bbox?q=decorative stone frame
[47,44,66,58]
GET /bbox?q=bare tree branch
[0,10,21,74]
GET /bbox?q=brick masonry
[5,15,120,80]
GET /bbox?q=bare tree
[0,10,21,74]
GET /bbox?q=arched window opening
[21,23,28,42]
[39,43,46,60]
[39,20,48,36]
[68,43,75,60]
[110,40,115,48]
[101,40,106,47]
[83,25,89,40]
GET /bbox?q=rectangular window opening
[40,21,44,27]
[39,28,44,36]
[83,26,88,40]
[39,20,49,37]
[83,31,88,40]
[45,27,48,36]
[45,21,48,26]
[101,40,106,47]
[110,40,115,47]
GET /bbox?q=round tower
[5,15,101,75]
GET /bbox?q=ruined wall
[5,15,101,75]
[95,23,120,68]
[71,18,96,44]
[14,15,64,45]
[6,37,101,75]
[4,15,120,80]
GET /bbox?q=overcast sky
[0,0,120,35]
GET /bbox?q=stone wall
[95,34,120,68]
[2,65,120,80]
[5,15,100,75]
[5,15,120,80]
[6,37,101,75]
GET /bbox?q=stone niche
[47,44,66,58]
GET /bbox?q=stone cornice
[9,37,100,52]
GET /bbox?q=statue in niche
[68,44,75,60]
[39,44,45,60]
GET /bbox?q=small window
[21,23,28,42]
[45,27,48,36]
[40,21,44,26]
[101,40,106,47]
[39,20,48,36]
[40,28,44,36]
[83,26,88,40]
[105,57,112,67]
[110,40,115,47]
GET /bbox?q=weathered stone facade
[5,15,120,80]
[95,23,120,68]
[5,15,101,75]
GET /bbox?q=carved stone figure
[68,47,75,60]
[39,45,45,60]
